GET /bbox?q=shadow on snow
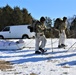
[0,48,76,65]
[58,60,76,66]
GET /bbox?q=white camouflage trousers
[58,30,66,45]
[35,33,47,51]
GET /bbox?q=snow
[0,39,76,75]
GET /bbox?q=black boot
[61,44,66,47]
[35,51,41,54]
[39,47,47,53]
[58,45,62,48]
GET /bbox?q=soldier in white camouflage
[58,17,67,48]
[35,17,47,54]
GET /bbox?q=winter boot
[39,47,47,53]
[58,45,62,48]
[35,50,41,54]
[61,44,66,47]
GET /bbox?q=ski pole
[67,42,76,52]
[50,28,53,52]
[51,37,53,52]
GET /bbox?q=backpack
[54,18,63,30]
[32,20,41,32]
[28,20,38,32]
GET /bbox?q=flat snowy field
[0,39,76,75]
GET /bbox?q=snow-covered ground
[0,39,76,75]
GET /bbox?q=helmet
[40,16,45,22]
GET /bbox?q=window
[2,27,10,31]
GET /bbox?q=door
[1,27,11,38]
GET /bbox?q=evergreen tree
[22,8,32,24]
[0,5,13,30]
[12,6,23,25]
[0,5,33,30]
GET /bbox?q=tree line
[0,5,76,38]
[0,5,33,30]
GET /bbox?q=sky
[0,0,76,20]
